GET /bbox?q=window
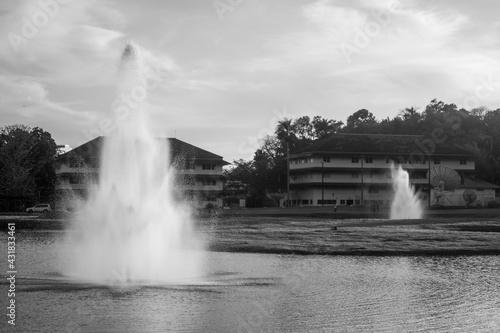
[352,157,359,163]
[351,172,359,178]
[386,158,391,164]
[69,157,85,168]
[318,199,337,205]
[69,175,83,184]
[89,158,98,168]
[323,156,330,162]
[180,177,196,185]
[460,159,467,165]
[368,188,379,193]
[346,199,354,205]
[186,160,195,170]
[434,159,441,165]
[202,178,216,186]
[324,172,331,178]
[302,200,309,205]
[365,157,373,163]
[340,199,346,205]
[355,200,360,205]
[410,172,426,179]
[202,164,216,170]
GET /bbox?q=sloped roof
[55,136,103,162]
[291,133,473,157]
[56,136,229,164]
[168,138,226,161]
[462,176,500,189]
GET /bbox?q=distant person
[334,205,337,212]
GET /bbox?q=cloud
[2,0,500,162]
[1,0,126,83]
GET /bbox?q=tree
[312,116,343,139]
[29,127,58,202]
[398,106,420,121]
[292,116,314,141]
[0,126,34,198]
[0,125,57,210]
[344,109,378,132]
[275,118,297,150]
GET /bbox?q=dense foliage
[0,125,57,210]
[225,99,500,206]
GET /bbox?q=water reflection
[1,232,500,332]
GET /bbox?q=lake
[1,230,500,332]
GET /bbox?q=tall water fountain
[68,42,204,284]
[390,164,423,219]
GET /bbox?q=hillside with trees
[225,99,500,207]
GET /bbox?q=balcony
[55,164,98,174]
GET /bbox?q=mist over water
[390,164,423,219]
[68,42,204,284]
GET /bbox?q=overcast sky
[1,0,500,162]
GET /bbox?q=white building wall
[290,156,474,171]
[55,160,225,209]
[432,159,475,171]
[291,171,427,186]
[290,187,395,206]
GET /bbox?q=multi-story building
[54,136,229,210]
[288,133,498,207]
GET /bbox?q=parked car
[26,204,52,213]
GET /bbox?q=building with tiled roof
[54,136,229,210]
[288,133,497,208]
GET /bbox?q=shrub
[487,201,500,208]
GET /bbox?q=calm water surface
[1,230,500,332]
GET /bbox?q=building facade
[288,133,498,207]
[54,137,229,210]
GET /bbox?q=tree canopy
[0,125,57,210]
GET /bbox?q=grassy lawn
[2,208,500,256]
[201,207,500,255]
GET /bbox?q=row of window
[292,157,468,165]
[202,164,217,170]
[294,171,428,180]
[59,175,98,184]
[68,158,99,168]
[202,179,217,186]
[299,199,393,205]
[297,199,363,205]
[181,162,217,170]
[176,178,217,186]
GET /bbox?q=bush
[205,203,222,212]
[487,201,500,208]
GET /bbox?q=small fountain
[67,42,204,285]
[390,164,423,219]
